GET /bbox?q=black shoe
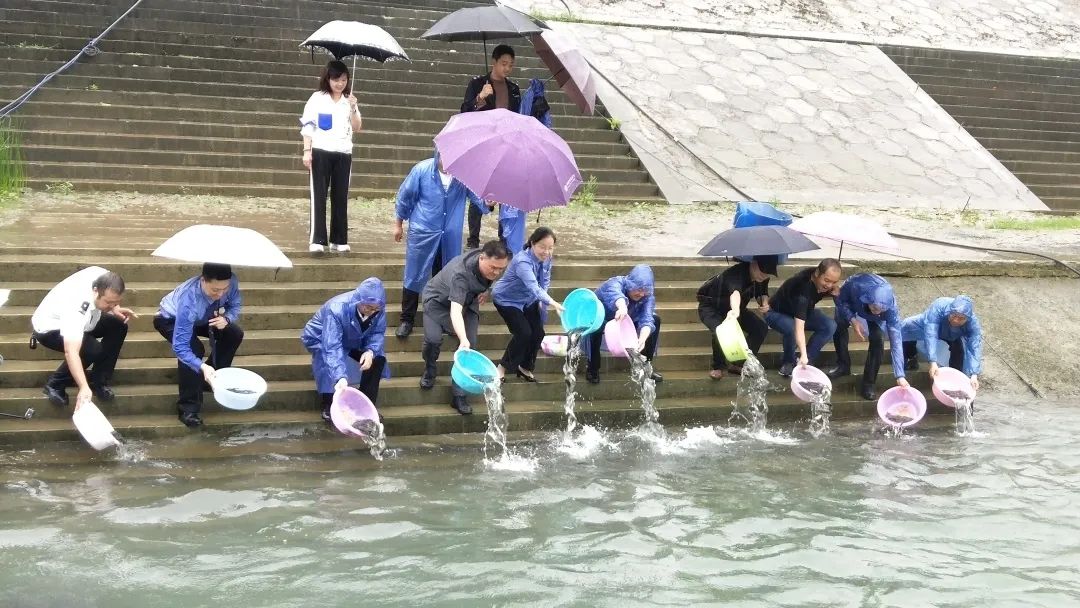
[466,240,479,249]
[419,370,436,390]
[586,370,600,384]
[321,406,332,424]
[91,384,116,402]
[859,383,877,401]
[778,363,794,378]
[178,411,203,428]
[515,369,537,383]
[825,366,849,379]
[451,396,472,415]
[395,321,413,339]
[904,358,919,372]
[649,371,663,383]
[42,384,69,407]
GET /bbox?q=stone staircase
[882,45,1080,212]
[0,0,662,204]
[0,234,929,446]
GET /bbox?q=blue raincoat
[492,247,554,310]
[520,78,552,128]
[499,205,527,255]
[300,278,389,394]
[396,150,489,294]
[835,273,905,379]
[158,275,242,373]
[900,296,982,376]
[596,264,657,332]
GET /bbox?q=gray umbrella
[421,5,543,66]
[698,225,820,258]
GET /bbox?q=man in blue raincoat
[586,264,663,385]
[900,295,982,391]
[301,277,389,423]
[393,149,490,339]
[828,273,909,401]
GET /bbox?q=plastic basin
[877,386,928,428]
[329,387,380,437]
[790,364,832,402]
[450,348,500,395]
[715,317,750,362]
[72,402,120,451]
[561,288,605,336]
[212,367,267,410]
[603,315,637,358]
[932,366,977,407]
[541,335,568,357]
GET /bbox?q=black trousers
[309,148,351,246]
[495,302,544,373]
[153,316,245,413]
[834,318,883,387]
[698,306,768,369]
[588,314,661,375]
[34,314,128,389]
[466,202,483,249]
[319,353,386,408]
[400,249,444,324]
[903,338,964,369]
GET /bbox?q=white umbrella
[300,20,410,82]
[788,211,901,259]
[152,225,293,268]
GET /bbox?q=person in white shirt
[30,267,135,409]
[299,60,363,254]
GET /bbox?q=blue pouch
[317,113,333,130]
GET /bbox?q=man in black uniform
[696,255,776,378]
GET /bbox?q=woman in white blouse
[300,60,363,253]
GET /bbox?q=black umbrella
[421,6,543,67]
[300,21,410,81]
[698,225,820,258]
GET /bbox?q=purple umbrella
[433,109,582,212]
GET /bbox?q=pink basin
[932,367,976,407]
[329,387,379,437]
[877,386,928,428]
[603,315,637,358]
[790,365,832,402]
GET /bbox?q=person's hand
[897,377,910,389]
[970,375,980,391]
[347,94,359,113]
[393,224,404,243]
[551,301,565,314]
[478,83,494,104]
[928,362,939,378]
[209,316,228,330]
[457,339,471,352]
[112,306,138,323]
[359,350,374,371]
[201,364,217,386]
[76,385,93,409]
[798,353,809,367]
[853,321,866,341]
[477,293,488,306]
[302,149,312,170]
[636,335,647,352]
[758,302,770,314]
[335,378,349,393]
[614,303,628,321]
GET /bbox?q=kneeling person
[829,273,909,400]
[301,277,389,423]
[901,295,982,391]
[586,264,662,385]
[153,263,244,428]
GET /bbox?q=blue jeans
[764,310,836,366]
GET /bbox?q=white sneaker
[309,243,325,253]
[330,243,351,253]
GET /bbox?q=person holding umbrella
[153,263,244,428]
[586,264,663,385]
[492,227,565,382]
[301,277,389,423]
[300,59,362,254]
[764,259,842,377]
[828,273,910,400]
[392,148,491,339]
[696,256,776,379]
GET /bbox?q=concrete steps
[882,44,1080,211]
[1,0,663,203]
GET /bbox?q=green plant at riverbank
[0,118,26,204]
[987,216,1080,230]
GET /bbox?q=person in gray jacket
[420,240,510,415]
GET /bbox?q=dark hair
[480,239,510,260]
[92,271,125,295]
[491,44,515,61]
[814,258,842,276]
[201,262,233,281]
[525,226,556,250]
[317,60,351,96]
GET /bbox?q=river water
[1,397,1077,607]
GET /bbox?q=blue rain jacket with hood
[596,264,657,332]
[835,273,906,379]
[492,246,554,310]
[158,274,242,373]
[900,296,982,376]
[301,278,389,394]
[396,149,489,294]
[520,78,552,128]
[499,204,527,255]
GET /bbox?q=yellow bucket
[715,317,750,362]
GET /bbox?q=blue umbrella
[698,225,820,258]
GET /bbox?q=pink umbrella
[531,30,597,115]
[433,109,582,212]
[789,211,901,259]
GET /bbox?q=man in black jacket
[461,44,521,249]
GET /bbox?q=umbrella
[789,212,901,260]
[434,108,582,212]
[531,29,596,115]
[300,20,410,85]
[421,5,542,66]
[698,225,820,258]
[152,225,293,268]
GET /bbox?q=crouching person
[301,277,388,423]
